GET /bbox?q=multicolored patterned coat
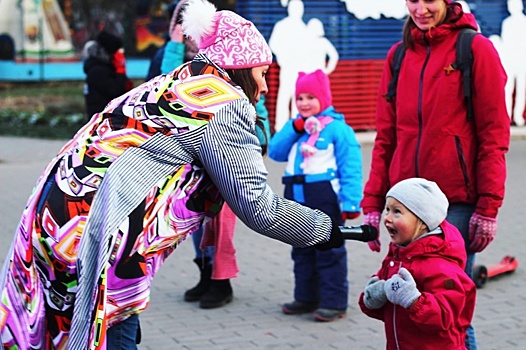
[0,54,334,349]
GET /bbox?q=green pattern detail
[159,107,208,127]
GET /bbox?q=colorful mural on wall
[0,0,75,61]
[0,0,523,127]
[244,0,525,130]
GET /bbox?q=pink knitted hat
[295,69,333,112]
[182,0,272,69]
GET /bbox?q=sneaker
[313,308,347,322]
[282,300,319,315]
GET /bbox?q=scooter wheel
[473,265,488,288]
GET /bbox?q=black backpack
[385,28,478,120]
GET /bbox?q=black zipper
[415,36,431,177]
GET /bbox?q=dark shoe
[184,258,212,302]
[281,301,319,315]
[313,308,347,322]
[199,279,233,309]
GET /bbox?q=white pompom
[182,0,217,47]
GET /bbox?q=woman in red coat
[361,2,509,348]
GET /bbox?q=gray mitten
[384,268,421,309]
[363,276,387,309]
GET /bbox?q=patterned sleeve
[199,98,333,247]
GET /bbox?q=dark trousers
[285,181,349,310]
[446,203,477,350]
[106,314,140,350]
[291,244,348,309]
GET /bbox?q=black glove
[315,219,344,251]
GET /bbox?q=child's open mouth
[387,227,397,238]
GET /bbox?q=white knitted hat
[386,178,449,231]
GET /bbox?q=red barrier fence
[265,59,385,133]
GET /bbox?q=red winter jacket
[358,221,476,350]
[362,4,510,218]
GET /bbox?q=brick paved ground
[1,132,525,349]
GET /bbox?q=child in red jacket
[358,178,476,350]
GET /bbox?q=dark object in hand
[340,225,378,242]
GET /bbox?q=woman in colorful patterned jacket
[361,1,510,349]
[0,0,346,349]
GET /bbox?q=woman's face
[406,0,448,31]
[384,197,427,246]
[251,65,269,104]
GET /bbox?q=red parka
[362,4,510,218]
[358,221,476,350]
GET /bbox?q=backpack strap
[453,28,478,120]
[385,42,406,103]
[386,29,477,119]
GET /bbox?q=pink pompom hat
[182,0,272,69]
[295,69,333,112]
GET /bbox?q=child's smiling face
[296,93,321,118]
[384,197,428,246]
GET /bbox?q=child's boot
[184,258,212,302]
[313,308,347,322]
[281,300,319,315]
[199,279,233,309]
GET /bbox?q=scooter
[472,255,519,289]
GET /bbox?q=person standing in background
[361,1,509,348]
[83,30,133,119]
[269,69,362,322]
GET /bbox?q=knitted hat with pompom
[181,0,272,69]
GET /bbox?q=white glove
[363,276,387,309]
[384,268,421,309]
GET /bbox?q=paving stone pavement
[1,131,525,349]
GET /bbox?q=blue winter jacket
[269,107,363,213]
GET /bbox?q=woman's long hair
[225,68,258,105]
[402,16,417,50]
[225,68,268,155]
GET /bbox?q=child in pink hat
[269,69,363,322]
